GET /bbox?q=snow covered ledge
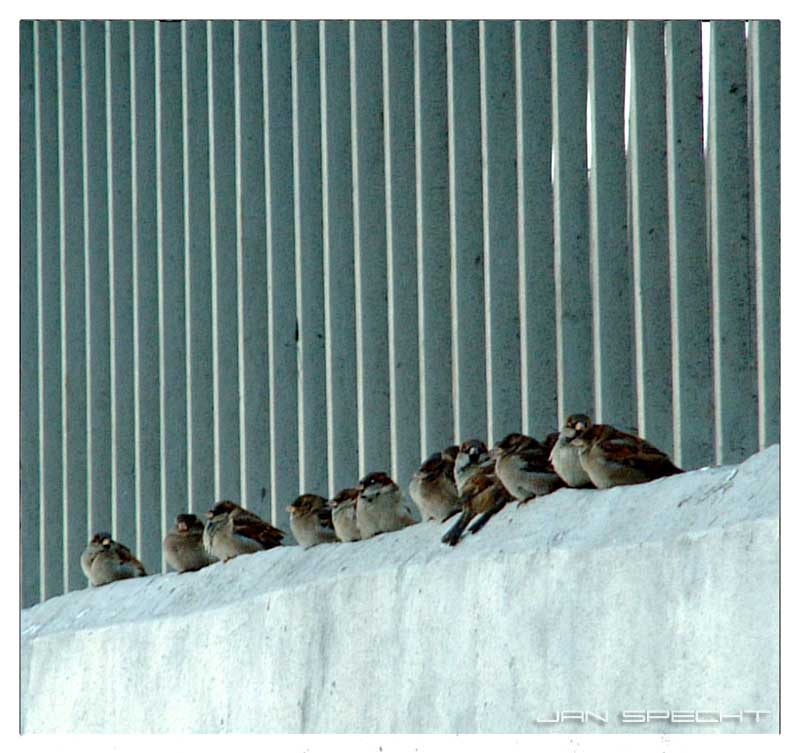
[21,446,779,733]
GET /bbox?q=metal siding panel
[208,21,242,503]
[748,21,780,450]
[587,21,635,430]
[515,20,556,439]
[664,21,714,468]
[35,20,65,600]
[351,21,390,478]
[182,21,214,513]
[83,21,112,562]
[107,21,136,544]
[480,21,520,443]
[707,21,757,465]
[415,21,453,456]
[447,20,487,442]
[60,21,88,592]
[21,20,41,607]
[131,20,161,571]
[320,21,358,497]
[235,22,271,515]
[383,21,421,486]
[628,21,673,452]
[157,21,187,551]
[264,21,298,529]
[292,21,328,495]
[551,21,593,426]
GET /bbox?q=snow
[21,445,779,733]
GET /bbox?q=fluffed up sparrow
[550,414,596,488]
[330,487,361,542]
[287,494,339,548]
[203,501,285,561]
[569,422,683,489]
[409,445,460,521]
[356,472,416,539]
[163,513,218,573]
[81,532,147,587]
[493,432,564,503]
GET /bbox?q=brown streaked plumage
[163,513,218,572]
[287,494,338,548]
[81,532,147,587]
[570,423,683,489]
[203,501,285,561]
[441,468,513,547]
[356,472,415,539]
[409,449,460,522]
[493,432,564,503]
[454,438,493,494]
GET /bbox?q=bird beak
[205,510,213,519]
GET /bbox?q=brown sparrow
[287,494,339,548]
[493,432,564,503]
[454,439,493,494]
[330,487,361,542]
[80,532,147,587]
[409,447,460,521]
[203,501,285,561]
[356,472,416,539]
[163,513,218,572]
[569,422,683,489]
[550,414,596,488]
[441,468,513,546]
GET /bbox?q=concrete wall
[21,445,779,733]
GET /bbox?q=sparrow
[408,446,460,521]
[493,432,564,503]
[550,414,596,488]
[163,513,218,573]
[569,422,683,489]
[203,501,285,561]
[287,493,339,548]
[454,439,493,494]
[80,532,147,587]
[356,472,416,539]
[441,467,513,546]
[329,487,361,542]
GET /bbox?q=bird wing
[231,510,285,548]
[114,543,147,575]
[598,429,682,473]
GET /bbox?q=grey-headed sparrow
[163,513,218,573]
[203,501,285,561]
[81,532,147,587]
[287,494,339,548]
[569,422,683,489]
[356,472,416,539]
[550,414,596,488]
[409,447,460,522]
[493,432,564,503]
[454,439,493,494]
[330,487,361,542]
[441,467,513,546]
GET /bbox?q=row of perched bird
[80,414,683,587]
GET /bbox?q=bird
[287,494,339,548]
[356,472,416,539]
[454,438,493,494]
[569,422,683,489]
[493,432,564,503]
[329,487,361,542]
[80,532,147,587]
[203,501,285,561]
[408,445,460,521]
[163,513,218,573]
[441,467,513,546]
[550,414,596,488]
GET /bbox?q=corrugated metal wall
[19,19,780,607]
